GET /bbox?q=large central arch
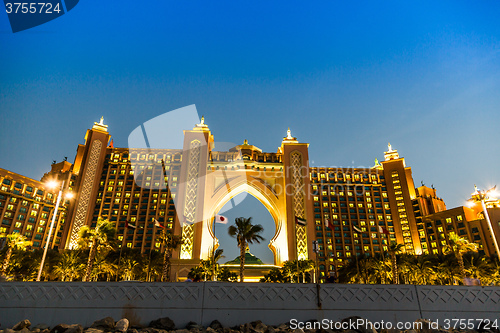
[199,172,289,265]
[173,124,315,277]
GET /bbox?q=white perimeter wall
[0,282,499,328]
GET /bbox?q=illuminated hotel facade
[1,118,499,281]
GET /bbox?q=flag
[353,225,362,233]
[295,216,306,226]
[154,219,165,229]
[215,215,228,224]
[125,221,136,229]
[378,226,390,235]
[325,219,333,230]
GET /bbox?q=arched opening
[214,193,276,264]
[198,175,289,266]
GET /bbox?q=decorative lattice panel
[69,140,102,249]
[180,224,195,259]
[417,286,500,309]
[204,284,318,309]
[180,140,201,259]
[0,283,202,304]
[320,285,417,309]
[291,152,308,260]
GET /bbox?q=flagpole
[212,215,216,281]
[378,226,389,284]
[117,223,127,281]
[294,216,299,283]
[352,226,360,283]
[381,239,388,284]
[147,219,156,282]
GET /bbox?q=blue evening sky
[1,1,499,263]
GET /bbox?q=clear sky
[1,1,499,263]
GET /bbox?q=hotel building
[1,118,498,281]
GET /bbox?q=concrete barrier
[0,282,498,328]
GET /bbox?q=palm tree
[357,254,371,284]
[228,217,264,282]
[188,266,205,280]
[297,259,315,283]
[157,230,182,282]
[0,233,32,278]
[387,241,404,284]
[463,252,493,285]
[198,259,211,281]
[120,254,141,281]
[91,250,117,281]
[437,253,461,285]
[7,248,41,280]
[282,259,313,283]
[53,250,85,281]
[398,253,414,284]
[144,249,163,282]
[489,260,500,286]
[282,260,299,282]
[444,232,478,282]
[369,255,390,284]
[218,267,238,282]
[78,217,116,282]
[408,254,436,285]
[261,267,288,283]
[201,248,224,281]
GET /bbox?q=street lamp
[470,185,500,259]
[36,180,71,281]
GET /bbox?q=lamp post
[36,180,68,281]
[470,185,500,259]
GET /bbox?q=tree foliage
[228,217,264,282]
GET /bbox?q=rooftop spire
[384,142,399,161]
[282,127,298,143]
[92,116,108,132]
[194,115,209,131]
